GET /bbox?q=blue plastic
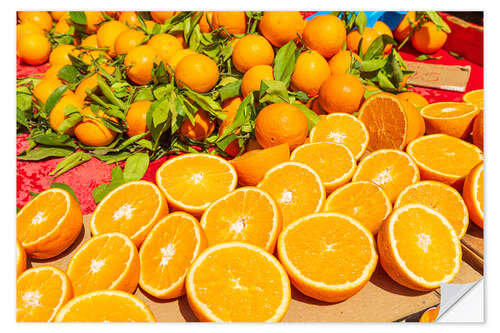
[306,11,408,30]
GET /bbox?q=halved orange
[462,89,483,110]
[54,290,156,322]
[324,181,392,234]
[277,213,378,302]
[17,266,73,322]
[66,232,140,296]
[309,113,369,160]
[139,212,207,299]
[258,162,325,227]
[230,143,290,186]
[200,187,281,252]
[462,162,484,228]
[290,142,356,193]
[407,134,483,190]
[420,102,480,138]
[420,306,440,322]
[17,188,83,259]
[395,181,469,239]
[156,153,238,216]
[472,110,483,150]
[377,204,462,290]
[358,92,425,151]
[353,149,420,203]
[186,242,291,322]
[17,240,27,277]
[90,180,169,247]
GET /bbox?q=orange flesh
[422,102,477,118]
[189,246,286,322]
[477,167,484,213]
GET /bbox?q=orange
[420,306,440,322]
[309,112,369,160]
[411,21,448,54]
[43,64,64,81]
[277,212,378,302]
[172,32,187,48]
[66,232,140,296]
[84,11,105,33]
[211,11,247,36]
[462,162,484,229]
[49,94,84,135]
[218,96,242,135]
[16,240,27,277]
[54,290,155,322]
[17,33,51,65]
[259,11,304,47]
[147,33,183,64]
[118,11,139,27]
[397,91,429,109]
[291,142,356,193]
[420,102,480,138]
[319,73,365,114]
[126,100,151,137]
[325,181,392,234]
[395,181,469,239]
[81,34,98,47]
[302,14,346,59]
[255,102,308,150]
[394,11,417,42]
[50,11,67,21]
[96,20,129,57]
[353,149,420,203]
[156,153,238,216]
[258,162,325,227]
[200,187,281,252]
[328,50,361,75]
[356,23,394,55]
[139,212,207,299]
[472,110,483,150]
[166,49,196,73]
[231,143,290,186]
[198,11,213,33]
[32,78,66,104]
[17,188,82,259]
[291,50,330,97]
[150,11,176,24]
[346,29,362,54]
[16,22,44,46]
[307,96,325,115]
[90,181,169,247]
[54,13,71,34]
[175,53,219,93]
[377,204,462,290]
[180,109,216,141]
[17,266,73,322]
[18,11,53,31]
[114,29,146,56]
[186,242,291,322]
[463,89,484,110]
[358,92,425,151]
[232,34,274,73]
[74,74,99,100]
[49,44,77,66]
[124,45,158,85]
[74,106,117,147]
[241,64,274,97]
[406,134,483,189]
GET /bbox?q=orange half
[420,102,480,138]
[462,162,484,228]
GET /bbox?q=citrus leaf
[293,104,321,132]
[360,58,388,72]
[44,85,68,116]
[415,54,442,61]
[424,11,451,33]
[57,65,80,83]
[218,79,242,101]
[355,12,367,34]
[273,40,300,87]
[123,152,149,182]
[93,166,125,204]
[259,80,290,104]
[69,11,87,25]
[50,152,91,177]
[17,146,74,161]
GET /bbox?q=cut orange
[462,89,483,110]
[17,240,27,277]
[290,142,356,193]
[186,242,291,322]
[90,180,169,247]
[309,113,369,160]
[377,204,461,290]
[358,92,425,151]
[462,162,484,229]
[406,134,483,189]
[17,266,73,322]
[324,181,392,234]
[156,153,238,216]
[395,181,469,239]
[258,162,325,228]
[353,149,420,203]
[54,290,156,322]
[66,232,140,296]
[230,143,290,186]
[17,188,83,259]
[139,212,207,299]
[200,187,281,252]
[420,102,480,138]
[420,306,440,322]
[277,213,378,302]
[472,110,483,150]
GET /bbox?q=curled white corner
[437,278,484,322]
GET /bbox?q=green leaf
[50,152,92,177]
[273,41,300,87]
[44,85,68,116]
[415,54,442,61]
[183,89,223,118]
[360,58,388,72]
[17,146,74,161]
[93,151,131,164]
[17,87,32,113]
[57,65,80,83]
[151,98,171,127]
[137,139,153,150]
[32,132,77,148]
[218,79,242,102]
[424,11,451,33]
[69,11,87,25]
[134,87,155,102]
[448,50,464,60]
[355,12,367,34]
[92,166,125,204]
[363,34,396,60]
[218,93,256,139]
[293,104,321,132]
[50,182,80,204]
[123,152,149,182]
[259,80,290,104]
[117,133,148,150]
[376,71,397,91]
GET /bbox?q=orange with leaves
[175,54,219,93]
[115,29,146,56]
[17,33,51,65]
[232,34,274,73]
[49,94,84,135]
[411,22,448,54]
[49,44,78,66]
[328,50,361,75]
[33,78,67,104]
[211,11,247,36]
[84,11,105,33]
[96,20,129,57]
[119,11,139,27]
[180,110,216,141]
[319,73,365,114]
[198,11,213,33]
[18,11,53,31]
[302,14,346,59]
[150,11,176,24]
[126,100,152,137]
[259,11,305,47]
[291,50,330,97]
[147,33,183,64]
[74,106,117,147]
[241,65,274,97]
[124,45,158,86]
[394,11,417,42]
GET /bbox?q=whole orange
[54,14,71,34]
[291,50,330,97]
[84,11,105,33]
[18,11,53,31]
[16,22,44,46]
[231,34,274,73]
[50,11,67,21]
[198,12,213,33]
[33,78,67,104]
[126,100,152,137]
[119,11,139,27]
[358,27,384,55]
[166,49,196,73]
[319,73,365,114]
[211,11,247,36]
[124,45,158,86]
[241,65,274,97]
[150,11,176,24]
[147,34,183,64]
[49,44,77,66]
[81,34,98,48]
[302,14,346,59]
[17,33,51,65]
[74,106,117,147]
[43,65,64,81]
[49,94,84,135]
[346,30,362,54]
[75,75,98,100]
[175,54,219,93]
[259,11,304,47]
[180,110,215,141]
[114,29,146,56]
[328,50,362,74]
[96,20,129,57]
[373,21,394,54]
[394,11,417,42]
[411,21,448,54]
[255,102,308,149]
[397,91,429,109]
